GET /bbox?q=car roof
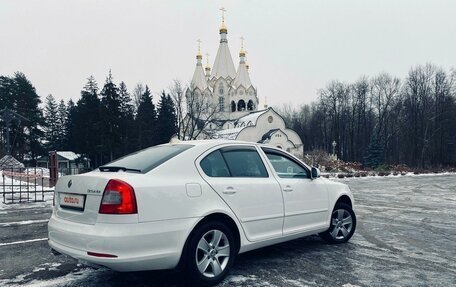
[168,139,256,147]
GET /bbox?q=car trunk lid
[54,173,112,225]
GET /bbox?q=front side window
[263,149,308,178]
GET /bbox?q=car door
[261,147,329,235]
[197,145,284,242]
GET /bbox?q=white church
[186,10,304,157]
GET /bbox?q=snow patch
[282,279,309,286]
[0,219,48,227]
[0,237,48,246]
[226,274,258,283]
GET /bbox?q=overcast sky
[1,0,455,108]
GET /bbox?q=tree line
[2,64,455,169]
[278,64,456,168]
[1,71,177,167]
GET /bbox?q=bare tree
[169,80,221,140]
[370,73,401,150]
[132,83,145,113]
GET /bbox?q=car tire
[185,221,236,286]
[320,202,356,244]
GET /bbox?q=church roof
[260,128,281,142]
[232,61,252,88]
[191,64,208,91]
[232,42,252,88]
[235,109,268,127]
[214,127,245,140]
[211,32,236,80]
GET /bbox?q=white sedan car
[48,140,356,286]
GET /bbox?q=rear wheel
[320,203,356,243]
[185,221,236,286]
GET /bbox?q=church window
[231,101,236,112]
[268,116,273,123]
[247,100,254,111]
[219,97,225,112]
[237,100,246,111]
[219,88,224,94]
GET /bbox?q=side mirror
[311,167,321,179]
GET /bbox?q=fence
[1,167,90,204]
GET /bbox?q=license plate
[59,193,85,210]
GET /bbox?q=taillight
[99,179,137,214]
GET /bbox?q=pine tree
[100,70,122,162]
[43,94,59,150]
[72,76,102,166]
[0,76,14,110]
[11,72,44,160]
[156,92,177,144]
[118,81,135,154]
[56,100,68,150]
[135,86,157,149]
[65,99,76,151]
[363,132,384,168]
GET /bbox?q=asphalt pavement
[0,174,455,287]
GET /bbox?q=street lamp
[332,140,337,156]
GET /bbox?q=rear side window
[101,144,193,173]
[222,149,268,178]
[200,146,268,178]
[200,150,231,177]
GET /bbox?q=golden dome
[219,21,227,33]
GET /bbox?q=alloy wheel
[195,229,230,278]
[330,209,353,240]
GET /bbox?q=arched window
[247,100,254,111]
[231,101,236,112]
[237,100,246,111]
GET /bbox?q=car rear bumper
[48,214,199,272]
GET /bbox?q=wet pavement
[0,174,455,286]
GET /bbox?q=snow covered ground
[0,174,455,286]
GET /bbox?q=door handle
[283,185,293,192]
[223,187,237,195]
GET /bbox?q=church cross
[197,39,202,52]
[220,7,226,22]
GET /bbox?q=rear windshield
[100,144,194,173]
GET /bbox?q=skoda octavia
[48,140,356,286]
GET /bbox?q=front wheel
[320,203,356,243]
[185,221,236,286]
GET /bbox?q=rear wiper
[99,166,142,173]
